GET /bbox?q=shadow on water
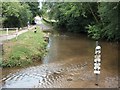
[2,31,119,88]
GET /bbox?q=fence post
[6,28,8,35]
[6,28,8,40]
[16,28,18,40]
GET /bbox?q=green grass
[1,26,47,67]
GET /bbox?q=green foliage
[87,2,119,41]
[86,24,101,40]
[26,2,40,17]
[2,2,33,28]
[42,2,98,33]
[26,2,40,24]
[2,2,40,28]
[98,2,119,41]
[3,57,32,67]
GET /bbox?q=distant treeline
[42,2,120,41]
[2,2,41,28]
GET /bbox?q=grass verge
[1,26,47,67]
[0,29,16,36]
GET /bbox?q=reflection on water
[43,32,95,64]
[2,32,118,88]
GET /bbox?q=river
[1,31,118,88]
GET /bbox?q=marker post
[16,28,18,40]
[6,28,8,40]
[94,41,101,86]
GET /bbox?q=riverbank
[1,26,47,67]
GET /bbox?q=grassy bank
[1,26,47,67]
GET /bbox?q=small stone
[95,83,98,86]
[69,74,74,76]
[53,72,59,75]
[67,78,73,81]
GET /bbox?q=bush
[86,24,101,40]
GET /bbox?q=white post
[27,21,30,30]
[94,41,101,86]
[6,28,8,35]
[16,28,18,40]
[6,28,8,40]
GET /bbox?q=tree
[26,2,40,24]
[2,2,32,28]
[42,2,98,33]
[98,2,119,41]
[42,2,119,41]
[87,2,119,41]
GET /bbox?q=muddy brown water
[1,32,119,88]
